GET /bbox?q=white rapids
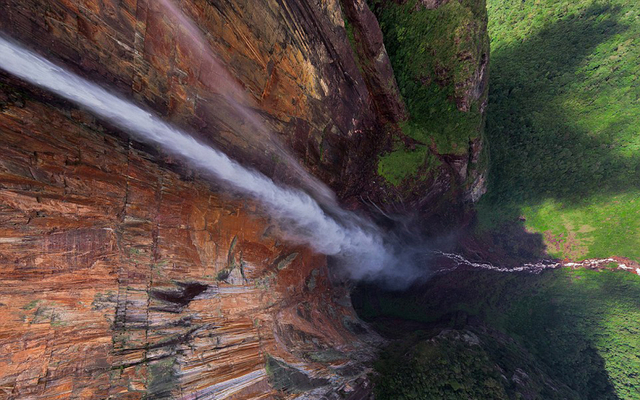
[430,251,633,275]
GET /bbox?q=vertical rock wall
[0,0,394,200]
[0,0,489,397]
[0,83,377,398]
[0,0,389,397]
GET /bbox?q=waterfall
[0,35,398,283]
[157,0,338,207]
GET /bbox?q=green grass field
[477,0,640,261]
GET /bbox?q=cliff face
[0,0,388,397]
[0,84,377,398]
[367,0,490,220]
[0,0,394,202]
[0,0,487,398]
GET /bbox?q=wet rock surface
[0,0,487,397]
[0,90,380,398]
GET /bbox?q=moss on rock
[369,0,489,187]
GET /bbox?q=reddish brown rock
[0,0,389,200]
[339,0,407,125]
[0,0,487,397]
[0,90,379,398]
[0,2,393,395]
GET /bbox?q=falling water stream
[156,0,339,207]
[2,29,635,287]
[0,34,396,282]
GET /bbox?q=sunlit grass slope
[477,0,640,261]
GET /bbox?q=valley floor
[354,266,640,399]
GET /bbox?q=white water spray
[0,35,394,281]
[156,0,337,206]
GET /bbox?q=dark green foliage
[355,269,640,399]
[370,0,488,184]
[373,327,587,400]
[478,0,640,261]
[377,144,427,186]
[374,331,511,399]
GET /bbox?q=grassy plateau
[477,0,640,262]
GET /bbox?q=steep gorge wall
[0,0,389,397]
[367,0,490,222]
[0,83,377,398]
[0,0,488,398]
[0,0,390,200]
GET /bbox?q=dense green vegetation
[374,331,517,399]
[370,0,488,185]
[477,0,640,261]
[355,268,640,399]
[377,144,427,186]
[360,1,640,399]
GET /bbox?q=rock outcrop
[0,80,378,398]
[0,0,488,397]
[367,0,490,221]
[339,0,407,125]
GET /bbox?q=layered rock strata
[0,82,377,398]
[0,0,393,397]
[0,0,488,397]
[0,0,391,201]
